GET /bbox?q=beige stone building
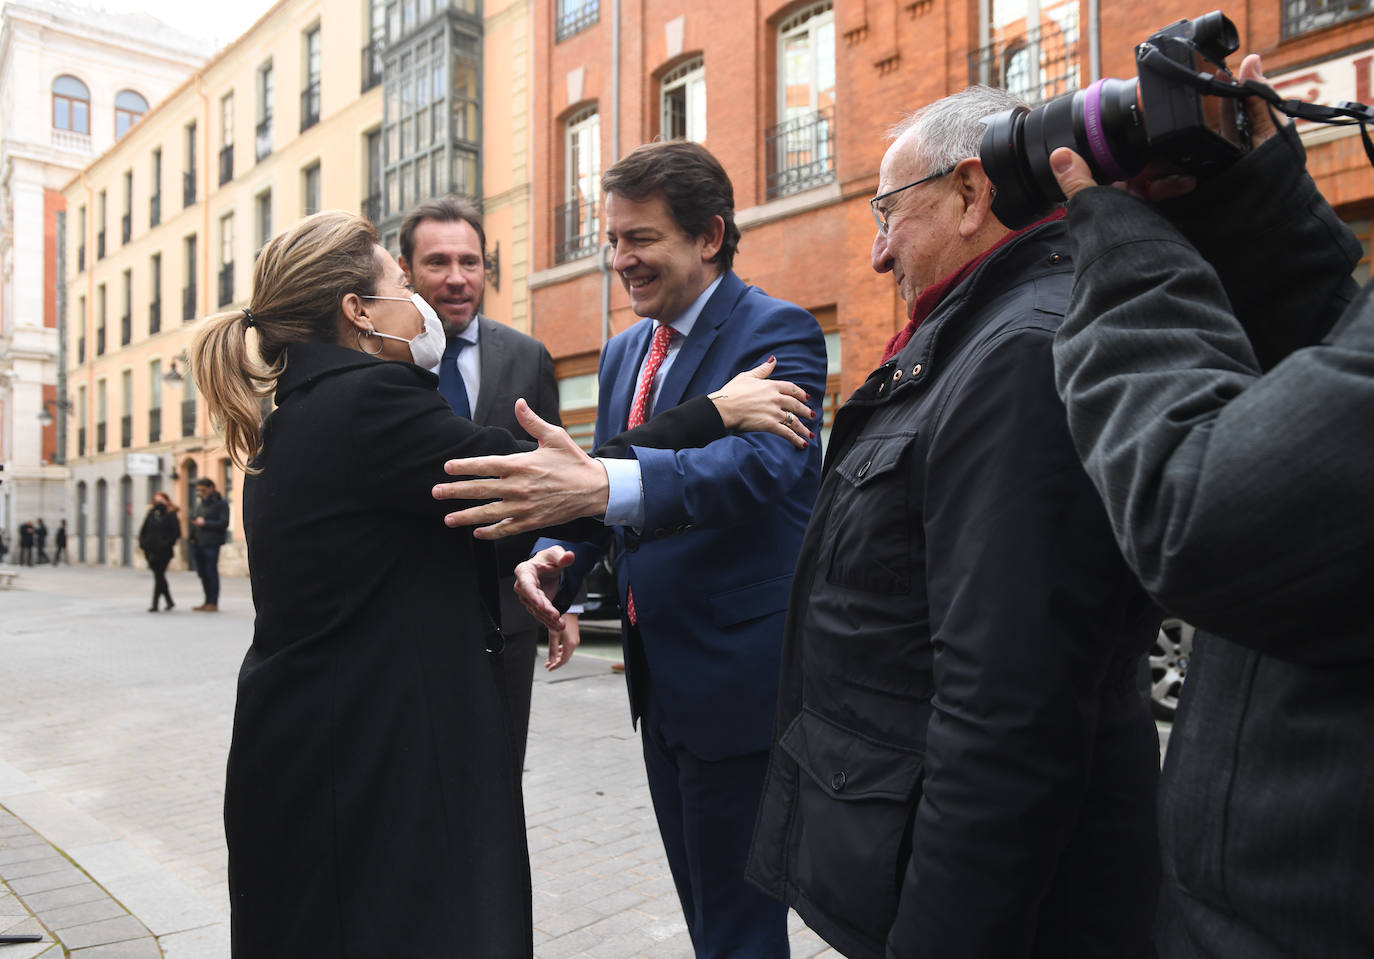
[61,0,533,575]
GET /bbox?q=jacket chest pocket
[780,708,925,944]
[824,431,919,594]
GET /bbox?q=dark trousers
[19,546,33,566]
[640,684,789,959]
[148,557,174,609]
[192,543,220,604]
[52,543,67,565]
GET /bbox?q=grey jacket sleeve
[1053,126,1374,663]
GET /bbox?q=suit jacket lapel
[610,320,656,432]
[655,271,744,414]
[471,315,505,424]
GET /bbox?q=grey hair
[888,85,1030,176]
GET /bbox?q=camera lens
[980,78,1148,229]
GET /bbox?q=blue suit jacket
[543,270,825,760]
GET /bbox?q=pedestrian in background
[188,477,228,612]
[0,529,9,565]
[34,519,49,564]
[139,492,180,612]
[52,520,68,565]
[18,521,34,566]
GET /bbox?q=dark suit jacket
[540,271,827,760]
[1055,124,1374,958]
[466,315,562,634]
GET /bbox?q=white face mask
[361,293,446,368]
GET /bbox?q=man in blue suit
[535,141,826,958]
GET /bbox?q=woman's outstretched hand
[709,356,815,449]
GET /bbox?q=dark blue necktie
[438,337,472,419]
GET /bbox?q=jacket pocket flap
[708,573,792,628]
[779,708,924,801]
[832,431,918,488]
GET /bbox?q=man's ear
[398,255,412,280]
[952,156,996,238]
[699,214,726,262]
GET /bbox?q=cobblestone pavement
[0,565,837,958]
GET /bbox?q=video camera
[979,10,1374,228]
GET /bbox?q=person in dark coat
[188,211,812,959]
[189,478,229,610]
[742,87,1161,959]
[52,520,68,565]
[138,492,180,611]
[18,521,34,566]
[1050,55,1374,959]
[34,519,49,563]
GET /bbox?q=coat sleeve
[1054,136,1374,662]
[632,304,826,530]
[888,328,1137,958]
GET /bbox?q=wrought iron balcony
[556,0,599,41]
[120,414,132,449]
[219,144,234,186]
[148,407,162,444]
[150,193,161,227]
[181,399,197,437]
[218,264,234,307]
[120,313,131,346]
[183,171,196,207]
[967,14,1081,106]
[121,213,131,244]
[149,299,161,335]
[362,40,384,93]
[183,283,197,321]
[256,116,273,162]
[765,106,837,200]
[300,82,321,132]
[554,198,600,264]
[1282,0,1374,37]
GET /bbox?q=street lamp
[36,398,73,427]
[162,352,189,384]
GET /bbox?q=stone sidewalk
[0,565,836,958]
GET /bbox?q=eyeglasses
[870,166,955,235]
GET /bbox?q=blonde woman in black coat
[188,211,812,958]
[137,491,180,611]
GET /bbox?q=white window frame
[660,58,706,142]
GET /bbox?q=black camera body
[980,11,1251,229]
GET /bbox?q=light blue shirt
[600,275,723,528]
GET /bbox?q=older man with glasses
[745,85,1163,959]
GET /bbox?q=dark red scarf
[881,209,1066,363]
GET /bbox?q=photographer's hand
[1238,54,1290,147]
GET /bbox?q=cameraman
[1050,55,1374,958]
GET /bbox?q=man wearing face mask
[398,196,563,773]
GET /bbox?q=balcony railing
[96,421,107,453]
[51,129,92,153]
[120,414,132,449]
[97,230,106,259]
[362,192,382,224]
[121,213,131,244]
[300,82,321,132]
[77,246,86,272]
[183,283,197,321]
[219,264,234,307]
[149,299,161,335]
[362,40,384,92]
[554,198,600,264]
[256,116,273,162]
[219,144,234,186]
[150,193,161,227]
[968,13,1081,106]
[183,171,196,207]
[765,106,837,200]
[556,0,599,41]
[181,399,196,437]
[120,313,131,346]
[78,426,86,456]
[1282,0,1374,37]
[148,407,162,444]
[96,326,106,355]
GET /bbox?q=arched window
[53,75,90,134]
[115,90,149,138]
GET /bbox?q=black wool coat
[225,342,725,958]
[138,507,180,564]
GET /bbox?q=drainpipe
[1088,0,1100,82]
[600,0,622,348]
[196,73,210,458]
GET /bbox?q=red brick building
[529,0,1374,444]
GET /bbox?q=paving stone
[68,939,163,958]
[17,882,110,912]
[42,897,129,931]
[54,915,151,950]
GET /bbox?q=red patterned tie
[625,323,675,625]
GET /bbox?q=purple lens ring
[1082,79,1127,182]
